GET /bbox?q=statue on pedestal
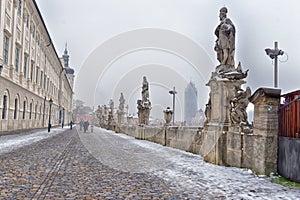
[212,7,248,81]
[117,93,126,124]
[137,76,152,125]
[142,76,149,102]
[108,99,115,127]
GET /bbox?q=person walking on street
[79,119,83,131]
[83,120,89,133]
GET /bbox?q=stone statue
[117,93,126,124]
[204,100,211,125]
[109,99,114,114]
[137,76,151,125]
[230,86,251,124]
[214,7,236,68]
[108,99,116,127]
[118,93,125,112]
[163,107,173,126]
[142,76,149,102]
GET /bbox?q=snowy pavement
[80,127,300,200]
[0,127,69,155]
[1,126,299,199]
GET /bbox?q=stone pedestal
[200,78,245,165]
[208,79,245,124]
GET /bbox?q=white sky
[35,0,300,120]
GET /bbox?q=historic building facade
[0,0,74,132]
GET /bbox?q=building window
[39,105,42,119]
[23,56,28,78]
[44,74,46,89]
[17,0,22,16]
[29,102,32,119]
[40,71,43,87]
[37,34,40,46]
[26,13,30,28]
[35,104,37,119]
[2,95,8,119]
[35,68,39,84]
[32,24,35,38]
[30,62,34,82]
[14,98,18,119]
[22,100,26,119]
[4,36,10,64]
[15,47,20,72]
[47,78,49,92]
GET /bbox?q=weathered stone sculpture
[214,6,235,68]
[200,7,253,166]
[108,99,116,127]
[213,7,248,80]
[142,76,149,102]
[99,105,108,127]
[230,86,251,124]
[95,105,102,126]
[137,76,152,125]
[163,107,173,126]
[117,93,126,124]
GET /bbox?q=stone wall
[119,125,201,153]
[116,88,281,176]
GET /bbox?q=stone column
[249,88,281,174]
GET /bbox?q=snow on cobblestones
[0,128,67,155]
[1,126,299,199]
[81,127,300,200]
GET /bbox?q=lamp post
[169,87,177,125]
[48,98,53,132]
[265,41,284,88]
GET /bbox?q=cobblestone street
[0,128,183,199]
[0,127,300,199]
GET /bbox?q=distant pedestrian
[70,121,73,129]
[83,120,89,133]
[79,119,83,131]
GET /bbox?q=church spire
[63,41,69,67]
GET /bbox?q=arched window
[22,100,26,119]
[39,104,42,119]
[2,95,8,119]
[35,103,38,120]
[29,102,32,119]
[14,98,18,119]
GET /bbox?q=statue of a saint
[142,76,149,102]
[118,93,125,112]
[214,7,236,67]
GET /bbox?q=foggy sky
[35,0,300,120]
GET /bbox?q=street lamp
[265,41,284,88]
[48,98,53,132]
[169,87,177,125]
